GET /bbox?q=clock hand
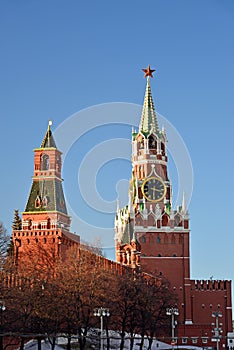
[152,187,162,192]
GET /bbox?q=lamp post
[212,311,222,350]
[166,307,179,350]
[0,300,6,350]
[94,307,110,350]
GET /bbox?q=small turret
[23,121,70,228]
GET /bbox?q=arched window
[47,218,51,229]
[41,154,50,170]
[175,214,182,227]
[35,195,41,208]
[148,135,156,149]
[156,236,161,243]
[137,135,145,149]
[162,213,169,226]
[42,196,48,208]
[28,219,32,230]
[141,236,146,243]
[161,142,165,155]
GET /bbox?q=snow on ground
[22,339,64,350]
[22,331,204,350]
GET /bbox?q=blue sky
[0,1,234,291]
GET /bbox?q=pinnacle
[139,77,159,135]
[40,121,57,148]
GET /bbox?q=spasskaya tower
[115,65,190,289]
[115,66,232,346]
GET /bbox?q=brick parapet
[191,279,231,291]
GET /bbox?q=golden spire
[48,119,53,130]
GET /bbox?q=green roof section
[139,77,159,135]
[40,121,57,148]
[25,179,68,215]
[121,217,134,245]
[117,206,138,245]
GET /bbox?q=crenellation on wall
[192,279,231,291]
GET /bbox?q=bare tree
[108,271,139,350]
[0,241,178,350]
[0,221,10,261]
[108,272,177,350]
[135,276,177,350]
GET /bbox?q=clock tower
[115,65,191,321]
[115,67,232,347]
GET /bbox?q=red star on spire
[142,65,155,78]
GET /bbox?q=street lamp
[212,311,222,350]
[94,307,110,350]
[0,300,6,350]
[166,307,179,350]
